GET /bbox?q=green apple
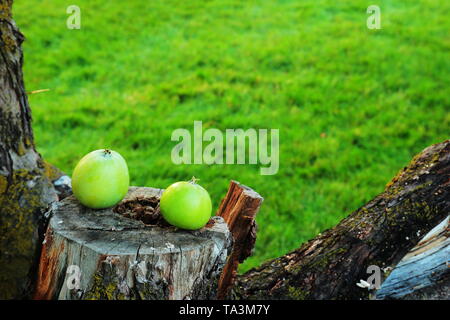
[72,149,129,209]
[160,179,212,230]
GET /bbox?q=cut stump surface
[34,187,232,300]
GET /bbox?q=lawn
[13,0,449,272]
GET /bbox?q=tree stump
[33,187,232,300]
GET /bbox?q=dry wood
[34,187,232,300]
[216,181,263,299]
[376,215,449,300]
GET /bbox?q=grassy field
[14,0,449,272]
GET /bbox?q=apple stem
[190,176,200,184]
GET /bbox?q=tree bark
[233,140,450,300]
[0,0,59,299]
[34,187,232,300]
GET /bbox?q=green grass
[14,0,449,272]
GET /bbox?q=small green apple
[72,149,129,209]
[160,179,212,230]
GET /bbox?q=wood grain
[34,187,232,300]
[216,181,263,299]
[376,215,449,299]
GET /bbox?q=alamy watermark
[367,5,381,30]
[66,5,81,29]
[66,264,81,290]
[356,265,384,290]
[171,121,279,175]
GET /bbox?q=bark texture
[34,187,232,300]
[233,140,450,300]
[0,0,59,299]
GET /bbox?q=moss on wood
[0,169,49,298]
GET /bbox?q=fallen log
[233,140,450,300]
[376,215,449,300]
[33,187,232,300]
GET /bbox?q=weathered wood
[0,1,58,299]
[34,187,232,300]
[233,140,450,300]
[216,181,263,299]
[376,215,449,300]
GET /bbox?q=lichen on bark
[0,169,56,298]
[0,0,58,299]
